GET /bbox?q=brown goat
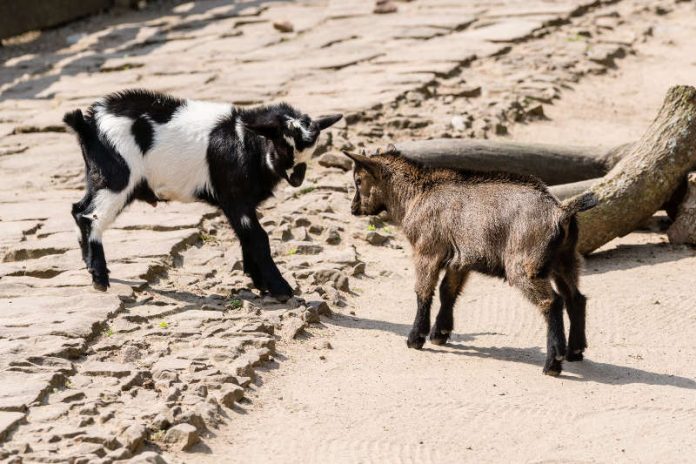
[342,148,597,376]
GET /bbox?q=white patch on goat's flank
[240,214,252,229]
[146,100,233,202]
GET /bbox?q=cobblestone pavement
[1,0,692,462]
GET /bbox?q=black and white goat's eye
[356,178,362,187]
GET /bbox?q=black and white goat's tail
[63,109,94,144]
[63,109,98,169]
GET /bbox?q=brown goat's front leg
[430,269,468,346]
[407,255,441,349]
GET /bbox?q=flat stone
[82,361,132,379]
[0,411,25,442]
[163,423,199,451]
[318,153,352,171]
[216,386,244,408]
[128,451,169,463]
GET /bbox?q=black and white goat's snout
[64,89,342,299]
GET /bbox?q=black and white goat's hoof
[91,273,110,292]
[565,349,584,362]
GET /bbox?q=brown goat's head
[342,151,389,216]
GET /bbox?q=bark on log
[572,86,696,254]
[395,139,633,185]
[667,172,696,245]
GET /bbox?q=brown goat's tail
[561,192,598,220]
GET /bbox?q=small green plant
[103,326,114,337]
[151,430,165,441]
[566,33,585,42]
[159,321,169,329]
[287,247,298,255]
[200,231,217,243]
[381,226,392,234]
[227,298,243,310]
[299,185,316,195]
[367,224,377,232]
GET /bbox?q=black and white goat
[64,89,342,300]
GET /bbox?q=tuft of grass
[287,247,298,255]
[104,326,114,337]
[150,430,165,441]
[367,224,377,232]
[200,231,218,243]
[227,298,243,310]
[381,226,392,234]
[299,185,316,195]
[159,321,169,329]
[566,34,586,42]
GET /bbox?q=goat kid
[343,148,597,376]
[64,89,342,301]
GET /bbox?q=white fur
[94,99,232,207]
[284,134,314,164]
[240,214,252,229]
[287,117,313,142]
[147,100,231,202]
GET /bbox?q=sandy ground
[188,13,696,464]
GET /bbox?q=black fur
[98,89,184,124]
[131,116,154,154]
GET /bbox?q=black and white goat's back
[64,88,342,298]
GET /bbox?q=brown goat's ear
[341,151,382,177]
[315,114,343,130]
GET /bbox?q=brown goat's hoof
[543,358,563,376]
[429,330,450,346]
[566,350,584,362]
[406,334,425,350]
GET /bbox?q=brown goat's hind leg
[554,274,587,361]
[407,255,441,350]
[430,269,468,346]
[517,278,566,376]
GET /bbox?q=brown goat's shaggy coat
[344,148,597,375]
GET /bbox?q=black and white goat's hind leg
[224,206,293,301]
[79,188,131,291]
[71,191,93,266]
[429,268,468,346]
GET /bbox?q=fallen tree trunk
[395,139,633,185]
[572,85,696,254]
[549,179,599,200]
[666,172,696,245]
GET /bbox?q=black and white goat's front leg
[224,206,293,301]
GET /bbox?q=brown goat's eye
[355,178,362,187]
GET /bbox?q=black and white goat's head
[243,103,343,186]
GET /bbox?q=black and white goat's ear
[341,151,382,178]
[315,114,343,131]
